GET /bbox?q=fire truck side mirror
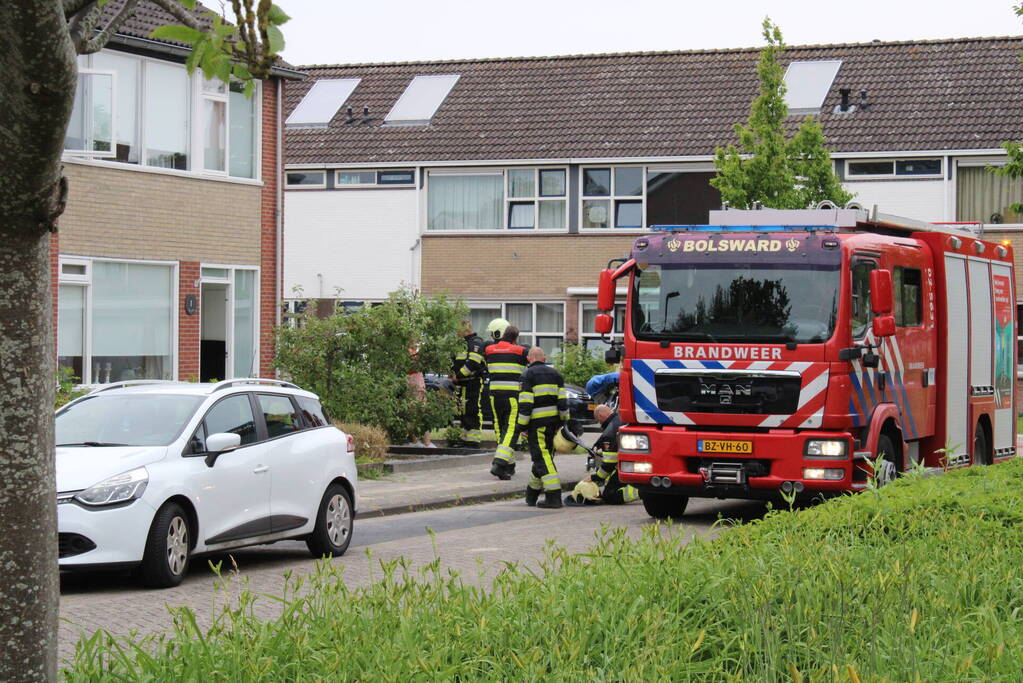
[872,314,896,338]
[594,313,613,335]
[869,269,894,315]
[597,269,615,311]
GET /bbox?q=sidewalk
[356,450,593,517]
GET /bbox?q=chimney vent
[839,88,852,112]
[858,89,870,111]
[346,106,354,124]
[362,105,371,123]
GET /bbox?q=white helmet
[486,318,511,341]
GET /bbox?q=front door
[200,282,228,382]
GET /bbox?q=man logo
[786,238,799,252]
[700,382,753,405]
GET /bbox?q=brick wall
[59,162,261,265]
[178,261,200,380]
[259,81,279,377]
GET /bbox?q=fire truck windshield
[632,263,840,344]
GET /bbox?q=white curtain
[58,285,85,356]
[957,166,1023,223]
[92,262,172,357]
[229,84,255,178]
[428,174,502,230]
[233,269,257,377]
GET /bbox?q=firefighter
[485,325,530,479]
[451,319,486,445]
[517,346,568,509]
[566,403,639,506]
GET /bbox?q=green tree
[712,18,853,210]
[0,3,286,679]
[993,3,1023,214]
[275,288,468,444]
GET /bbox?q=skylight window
[783,60,842,115]
[384,74,460,125]
[286,78,361,128]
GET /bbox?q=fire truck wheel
[640,492,689,520]
[973,423,992,466]
[875,434,899,486]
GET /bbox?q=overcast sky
[278,0,1021,66]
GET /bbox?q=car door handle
[253,465,269,474]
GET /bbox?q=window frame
[468,301,566,355]
[58,255,179,385]
[256,392,305,440]
[285,170,327,189]
[893,266,923,328]
[334,168,416,188]
[849,257,877,340]
[505,167,568,231]
[196,76,229,176]
[64,67,118,158]
[846,157,943,180]
[580,165,647,231]
[425,167,569,233]
[184,391,263,456]
[579,301,626,350]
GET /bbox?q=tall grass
[65,460,1023,681]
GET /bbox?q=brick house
[281,36,1023,357]
[57,2,302,384]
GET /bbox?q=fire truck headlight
[619,433,650,452]
[803,468,845,481]
[805,439,847,458]
[621,461,653,474]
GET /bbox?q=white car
[55,379,358,588]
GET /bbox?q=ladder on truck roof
[650,207,980,238]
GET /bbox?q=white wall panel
[944,255,968,459]
[284,189,418,300]
[841,179,946,222]
[968,259,993,388]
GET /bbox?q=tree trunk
[0,228,58,681]
[0,2,77,680]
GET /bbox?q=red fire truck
[593,208,1017,519]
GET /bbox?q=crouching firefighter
[566,404,638,506]
[485,323,529,480]
[517,346,568,509]
[452,319,487,445]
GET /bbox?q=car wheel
[139,502,190,588]
[306,484,353,558]
[640,492,689,520]
[974,422,992,466]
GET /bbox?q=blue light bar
[650,224,838,233]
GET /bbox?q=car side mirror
[203,432,241,468]
[872,314,896,338]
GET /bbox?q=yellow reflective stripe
[531,407,558,419]
[488,363,524,373]
[533,383,559,392]
[468,352,484,362]
[538,426,560,489]
[602,451,619,464]
[490,381,521,391]
[455,351,467,360]
[559,410,569,421]
[497,397,518,446]
[558,387,567,399]
[622,485,639,502]
[595,468,611,481]
[532,388,559,397]
[459,366,472,377]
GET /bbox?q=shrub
[55,366,87,409]
[275,286,467,443]
[334,422,389,463]
[552,342,609,387]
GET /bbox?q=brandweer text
[673,345,783,360]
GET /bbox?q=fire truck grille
[654,373,802,415]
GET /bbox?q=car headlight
[75,467,149,506]
[805,439,847,458]
[619,433,650,452]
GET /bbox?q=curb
[357,478,584,518]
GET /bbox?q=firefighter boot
[536,490,563,509]
[490,460,512,481]
[525,487,541,507]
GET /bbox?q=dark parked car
[425,374,594,425]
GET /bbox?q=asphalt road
[57,495,768,666]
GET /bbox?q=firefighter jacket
[452,333,486,385]
[517,361,568,428]
[592,411,622,482]
[484,340,529,394]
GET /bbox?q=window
[66,49,258,178]
[507,169,566,230]
[646,171,721,226]
[296,396,329,427]
[474,302,565,357]
[233,269,257,378]
[258,394,302,438]
[203,394,258,447]
[894,267,922,327]
[579,302,626,351]
[335,169,415,186]
[286,171,326,188]
[582,167,644,229]
[957,165,1023,224]
[783,60,843,114]
[385,74,459,125]
[58,258,176,384]
[850,260,876,339]
[282,299,309,329]
[847,158,943,179]
[427,169,568,231]
[286,78,360,127]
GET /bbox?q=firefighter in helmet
[566,403,639,505]
[517,346,568,508]
[485,323,529,480]
[451,318,486,445]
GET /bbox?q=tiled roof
[284,36,1023,166]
